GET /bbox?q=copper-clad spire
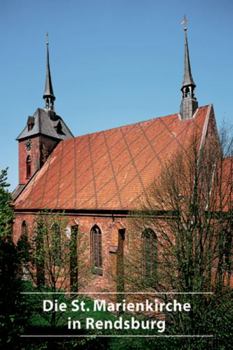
[43,33,56,110]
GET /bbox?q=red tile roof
[14,105,211,211]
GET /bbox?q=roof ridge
[71,105,211,141]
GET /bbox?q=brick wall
[18,137,40,184]
[18,135,59,185]
[13,213,129,294]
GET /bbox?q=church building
[12,25,231,292]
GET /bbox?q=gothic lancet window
[90,225,102,275]
[21,220,28,237]
[20,221,29,258]
[52,223,61,266]
[142,228,157,286]
[26,155,31,179]
[36,222,45,286]
[117,229,125,294]
[18,221,30,280]
[70,225,78,292]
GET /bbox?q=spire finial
[46,32,49,45]
[43,32,56,111]
[181,15,188,31]
[180,17,198,120]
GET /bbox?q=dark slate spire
[43,33,56,110]
[180,17,198,120]
[182,28,195,88]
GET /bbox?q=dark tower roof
[43,34,56,110]
[182,25,196,89]
[16,108,73,141]
[180,17,198,120]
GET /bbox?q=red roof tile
[14,106,211,211]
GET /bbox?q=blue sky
[0,0,232,190]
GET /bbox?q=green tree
[25,211,91,328]
[125,129,233,349]
[0,168,13,238]
[0,168,28,349]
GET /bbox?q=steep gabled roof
[14,105,211,211]
[16,108,73,141]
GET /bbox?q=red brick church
[12,26,232,292]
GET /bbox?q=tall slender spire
[43,33,56,110]
[180,16,198,120]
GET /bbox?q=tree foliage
[19,211,91,327]
[0,168,14,238]
[125,127,233,349]
[0,168,29,349]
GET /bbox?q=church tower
[16,36,73,192]
[180,17,198,120]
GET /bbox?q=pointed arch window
[70,225,78,292]
[142,228,157,285]
[36,222,45,286]
[91,225,102,275]
[21,220,28,237]
[117,229,125,294]
[26,155,31,179]
[52,223,61,266]
[19,221,30,279]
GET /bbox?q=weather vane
[181,15,188,31]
